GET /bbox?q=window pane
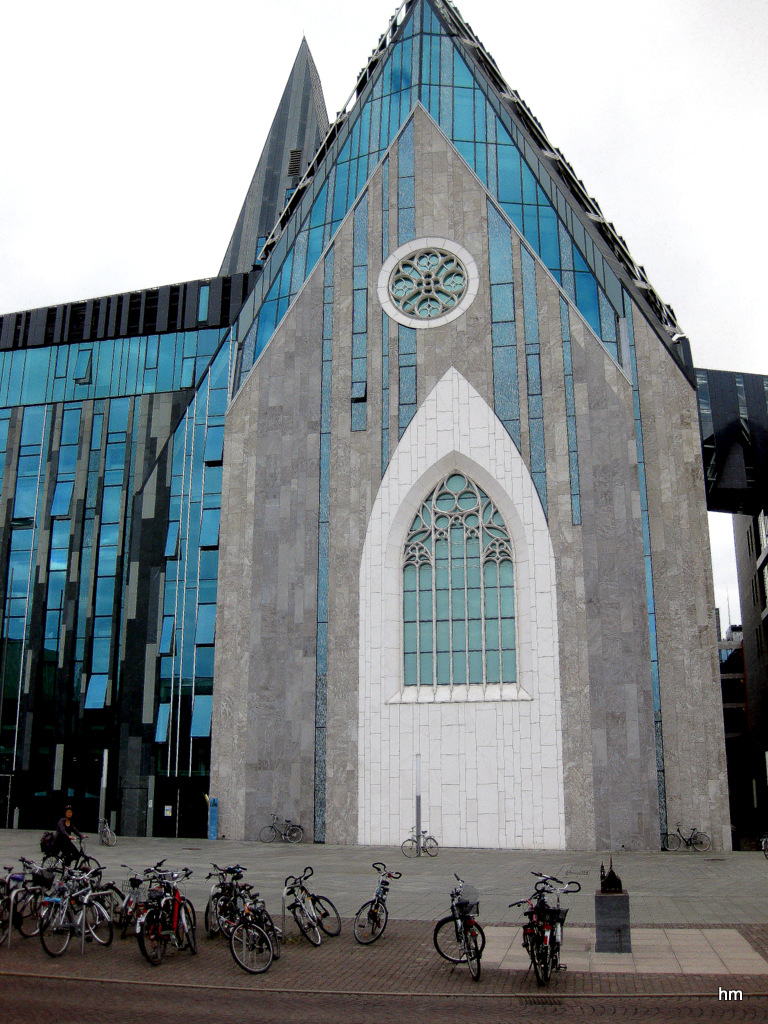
[84,674,108,709]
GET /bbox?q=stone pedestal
[594,891,631,952]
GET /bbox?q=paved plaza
[3,829,768,1010]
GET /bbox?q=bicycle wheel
[533,938,551,986]
[292,902,321,946]
[401,838,418,858]
[204,896,220,937]
[763,840,768,860]
[39,902,71,957]
[261,909,281,959]
[214,894,239,939]
[137,908,167,966]
[179,901,197,954]
[424,836,439,857]
[692,832,711,852]
[230,921,273,974]
[433,916,464,962]
[354,899,388,944]
[465,928,482,981]
[313,895,341,937]
[85,900,113,946]
[662,832,681,851]
[41,856,64,882]
[16,889,42,937]
[259,825,278,843]
[0,896,9,945]
[286,825,304,844]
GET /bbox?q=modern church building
[0,0,733,850]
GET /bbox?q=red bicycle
[136,861,196,965]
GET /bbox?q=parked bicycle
[283,866,340,945]
[661,822,711,852]
[97,817,117,847]
[401,826,438,858]
[761,835,768,859]
[229,888,282,974]
[136,862,196,965]
[38,865,113,956]
[204,863,248,938]
[1,857,53,943]
[353,862,401,944]
[259,814,304,844]
[511,871,581,986]
[433,874,485,981]
[97,864,151,939]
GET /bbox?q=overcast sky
[2,0,766,626]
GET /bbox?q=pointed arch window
[403,473,516,690]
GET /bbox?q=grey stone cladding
[212,104,730,850]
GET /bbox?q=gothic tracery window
[403,473,516,690]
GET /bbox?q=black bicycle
[353,862,401,944]
[511,872,581,986]
[661,822,711,852]
[433,874,485,981]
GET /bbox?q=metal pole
[415,753,421,857]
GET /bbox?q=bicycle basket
[32,869,55,889]
[542,905,568,925]
[456,884,480,916]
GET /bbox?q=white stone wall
[358,367,565,848]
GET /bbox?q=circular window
[378,238,479,329]
[389,249,467,320]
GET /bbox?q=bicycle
[661,822,711,852]
[97,864,151,939]
[229,889,281,974]
[136,863,196,965]
[511,871,581,986]
[204,863,248,938]
[283,866,341,945]
[353,862,401,945]
[401,826,439,858]
[433,874,485,982]
[1,858,53,943]
[97,817,117,847]
[41,836,103,884]
[38,866,113,957]
[761,835,768,859]
[259,814,304,844]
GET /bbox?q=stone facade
[212,104,729,850]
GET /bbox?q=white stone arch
[358,367,565,849]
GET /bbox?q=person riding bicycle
[52,804,86,865]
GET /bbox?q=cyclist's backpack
[40,830,55,854]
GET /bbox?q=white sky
[2,0,766,627]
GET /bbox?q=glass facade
[234,0,626,398]
[0,306,230,833]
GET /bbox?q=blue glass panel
[159,616,175,655]
[101,486,122,523]
[190,694,213,737]
[13,476,38,519]
[155,702,170,742]
[200,509,220,548]
[195,605,216,646]
[84,674,108,710]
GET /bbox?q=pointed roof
[231,0,690,391]
[219,39,329,276]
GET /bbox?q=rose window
[388,249,468,320]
